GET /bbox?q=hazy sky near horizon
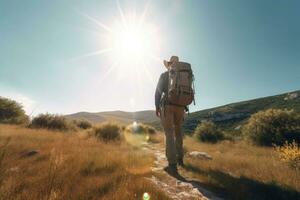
[0,0,299,115]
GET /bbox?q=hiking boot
[164,164,178,175]
[177,158,184,167]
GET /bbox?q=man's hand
[156,108,161,117]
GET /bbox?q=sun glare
[74,2,161,110]
[107,16,160,67]
[76,2,161,80]
[113,27,148,63]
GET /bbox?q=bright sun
[76,2,161,74]
[110,22,156,64]
[73,2,162,110]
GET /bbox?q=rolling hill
[66,90,300,133]
[65,110,160,127]
[183,90,300,133]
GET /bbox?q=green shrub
[30,113,72,131]
[147,126,156,135]
[0,97,29,124]
[243,109,300,146]
[194,121,224,143]
[121,125,126,131]
[94,123,121,142]
[75,120,92,129]
[127,123,156,135]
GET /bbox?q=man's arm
[155,74,164,113]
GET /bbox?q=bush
[94,123,121,142]
[243,109,300,146]
[0,97,29,124]
[127,123,156,135]
[194,121,224,143]
[30,113,72,131]
[275,141,300,170]
[75,120,92,129]
[147,126,156,135]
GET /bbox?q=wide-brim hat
[163,55,179,68]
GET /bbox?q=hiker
[155,55,194,173]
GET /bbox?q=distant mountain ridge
[66,90,300,133]
[65,110,159,127]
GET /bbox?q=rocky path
[142,142,223,200]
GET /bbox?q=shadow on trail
[164,168,223,200]
[180,164,300,200]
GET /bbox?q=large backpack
[167,61,195,106]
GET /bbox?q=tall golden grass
[0,125,169,200]
[183,137,300,199]
[274,141,300,170]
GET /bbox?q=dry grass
[274,141,300,170]
[182,137,300,200]
[0,124,169,200]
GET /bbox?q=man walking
[155,56,194,173]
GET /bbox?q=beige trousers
[161,105,185,165]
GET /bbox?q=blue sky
[0,0,299,115]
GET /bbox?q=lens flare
[143,192,150,200]
[132,121,138,131]
[145,134,150,141]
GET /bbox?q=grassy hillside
[0,124,169,200]
[183,90,300,133]
[182,137,300,200]
[66,90,300,134]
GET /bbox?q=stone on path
[188,151,212,160]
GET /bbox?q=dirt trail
[142,142,223,200]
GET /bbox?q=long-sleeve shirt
[155,71,169,110]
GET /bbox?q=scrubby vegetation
[29,114,92,131]
[0,97,29,125]
[183,137,300,200]
[126,122,157,135]
[183,90,300,134]
[2,93,299,199]
[243,109,300,146]
[74,119,92,129]
[275,141,300,170]
[147,126,156,134]
[29,113,74,131]
[94,123,121,142]
[194,121,224,143]
[0,124,169,200]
